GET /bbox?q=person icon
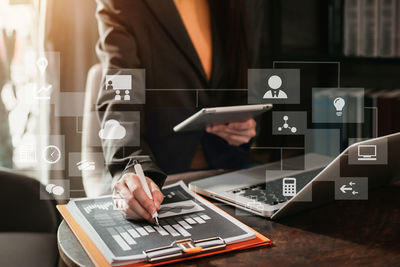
[263,75,288,99]
[115,90,121,100]
[124,90,131,101]
[107,80,114,90]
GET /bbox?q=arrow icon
[340,184,353,194]
[349,181,356,186]
[352,191,358,195]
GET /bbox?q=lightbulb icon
[333,97,345,117]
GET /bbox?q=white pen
[133,160,160,226]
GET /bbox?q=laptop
[189,133,400,220]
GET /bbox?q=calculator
[282,178,297,197]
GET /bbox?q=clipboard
[57,194,271,266]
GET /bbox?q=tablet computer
[173,104,272,132]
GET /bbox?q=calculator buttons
[282,178,297,197]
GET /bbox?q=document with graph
[60,181,267,266]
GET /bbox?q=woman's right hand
[113,173,164,223]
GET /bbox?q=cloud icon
[99,119,126,140]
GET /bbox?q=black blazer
[96,0,267,187]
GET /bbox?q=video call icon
[106,75,132,101]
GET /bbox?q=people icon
[115,90,121,100]
[263,75,288,99]
[107,80,121,100]
[124,90,130,101]
[107,80,114,90]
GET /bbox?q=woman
[96,0,265,222]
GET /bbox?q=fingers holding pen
[113,173,159,223]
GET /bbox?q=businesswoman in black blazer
[96,0,266,222]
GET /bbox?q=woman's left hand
[206,118,256,146]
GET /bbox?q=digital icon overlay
[18,144,36,163]
[46,183,65,196]
[348,138,387,165]
[335,178,368,200]
[42,145,61,164]
[357,144,377,161]
[273,111,306,135]
[36,57,48,74]
[277,115,297,134]
[339,181,358,195]
[263,75,288,99]
[282,178,297,197]
[333,97,345,117]
[99,120,126,140]
[77,160,96,171]
[35,56,53,100]
[41,179,70,200]
[248,69,300,104]
[106,75,132,101]
[35,84,52,100]
[312,88,365,123]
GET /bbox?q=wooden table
[58,171,400,266]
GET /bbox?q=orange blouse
[174,0,213,80]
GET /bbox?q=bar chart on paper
[67,182,250,259]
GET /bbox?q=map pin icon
[36,57,48,74]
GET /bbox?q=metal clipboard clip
[143,236,226,263]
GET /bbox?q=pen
[133,160,160,226]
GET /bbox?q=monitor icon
[357,144,377,161]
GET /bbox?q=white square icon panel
[248,69,300,104]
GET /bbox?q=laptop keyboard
[231,168,324,206]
